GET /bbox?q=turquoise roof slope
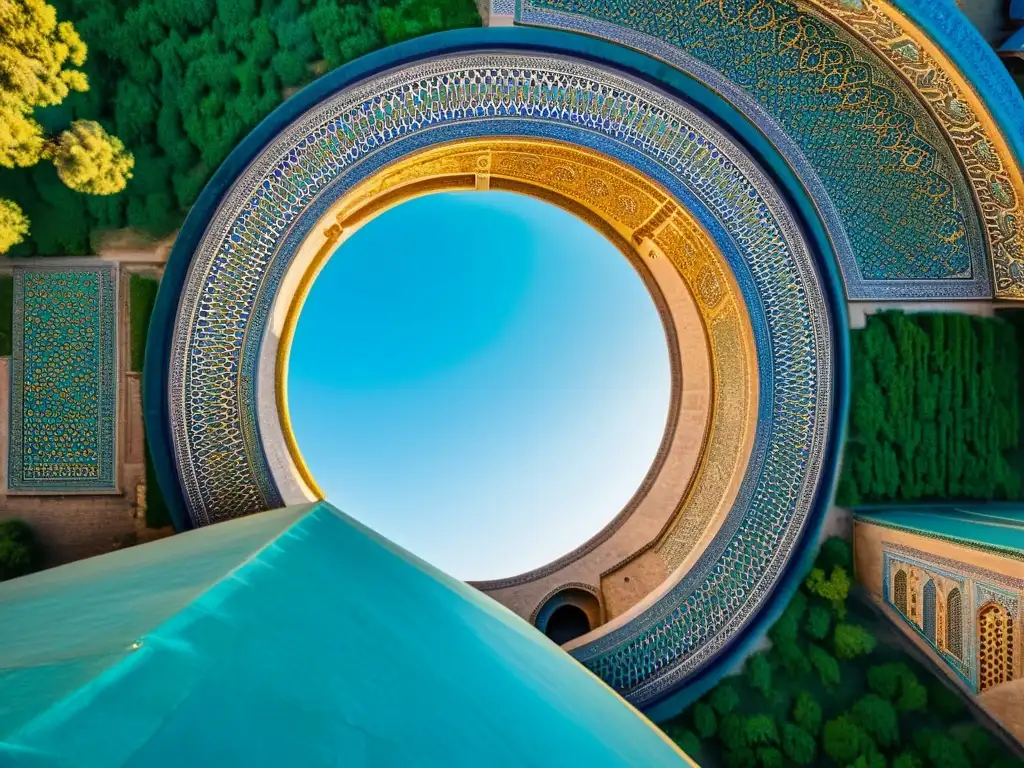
[0,503,690,767]
[853,505,1024,559]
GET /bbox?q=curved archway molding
[145,28,849,712]
[506,0,1024,299]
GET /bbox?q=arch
[946,588,964,661]
[535,588,603,644]
[546,606,593,646]
[979,602,1015,692]
[144,28,850,712]
[923,579,937,644]
[893,569,908,616]
[511,0,1024,298]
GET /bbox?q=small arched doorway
[545,605,592,645]
[946,588,963,660]
[534,587,602,646]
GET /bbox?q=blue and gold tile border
[146,28,850,712]
[8,264,118,493]
[510,0,1024,299]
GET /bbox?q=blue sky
[288,191,670,580]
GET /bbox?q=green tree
[720,714,748,751]
[744,715,778,747]
[852,694,899,748]
[756,747,783,768]
[0,0,130,252]
[746,652,773,698]
[896,673,928,713]
[817,536,853,572]
[792,691,822,734]
[0,520,41,581]
[0,0,88,168]
[0,200,29,253]
[848,750,887,768]
[807,643,840,688]
[914,732,969,768]
[710,684,740,715]
[835,623,878,660]
[672,729,701,760]
[804,604,832,640]
[868,663,911,700]
[823,716,871,764]
[780,723,816,766]
[51,121,134,194]
[693,702,716,739]
[805,566,852,616]
[892,753,923,768]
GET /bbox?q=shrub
[756,747,783,768]
[792,691,822,734]
[834,623,877,659]
[852,694,899,748]
[769,590,807,646]
[745,652,773,698]
[915,732,970,768]
[780,723,816,766]
[720,714,747,751]
[50,120,134,195]
[710,684,740,715]
[744,715,778,747]
[693,702,716,739]
[673,729,701,760]
[893,753,923,768]
[837,312,1021,504]
[805,566,852,617]
[804,604,832,640]
[817,536,853,572]
[868,662,910,700]
[896,674,928,713]
[0,520,41,580]
[822,715,871,764]
[807,644,841,689]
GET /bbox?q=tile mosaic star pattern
[169,53,835,704]
[517,0,991,297]
[9,266,117,492]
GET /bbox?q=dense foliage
[2,0,480,255]
[0,275,12,357]
[128,273,158,372]
[0,520,42,581]
[659,538,1020,768]
[836,312,1021,506]
[0,0,133,251]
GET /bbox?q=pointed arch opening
[923,579,937,644]
[946,588,963,661]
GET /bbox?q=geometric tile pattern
[516,0,994,298]
[8,266,117,492]
[166,53,835,706]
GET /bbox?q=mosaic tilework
[882,542,1024,692]
[518,0,990,296]
[169,54,834,704]
[9,266,117,492]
